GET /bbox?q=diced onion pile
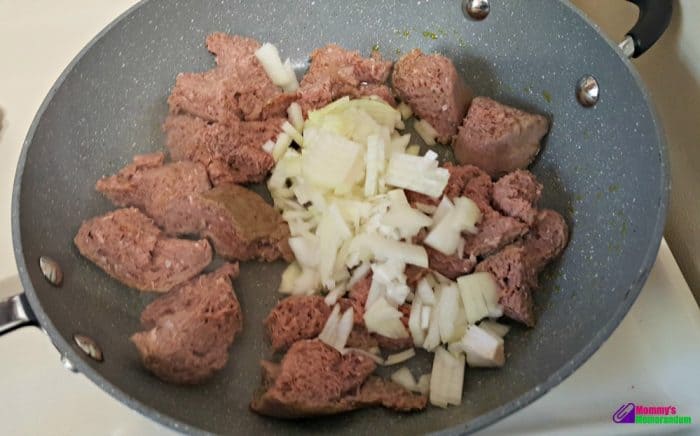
[269,96,510,408]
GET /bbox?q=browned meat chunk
[163,114,279,185]
[476,245,538,326]
[462,215,529,258]
[74,208,212,292]
[168,33,292,123]
[521,209,569,271]
[95,153,211,227]
[162,184,293,262]
[131,264,242,384]
[405,264,430,288]
[250,340,426,418]
[392,49,472,143]
[265,287,411,353]
[453,97,549,177]
[492,170,543,225]
[426,245,477,280]
[298,45,394,113]
[265,295,332,353]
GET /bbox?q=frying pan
[1,0,671,434]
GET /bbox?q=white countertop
[1,1,698,435]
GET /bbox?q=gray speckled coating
[11,0,668,435]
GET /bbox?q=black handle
[625,0,673,58]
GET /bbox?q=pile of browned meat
[73,32,568,418]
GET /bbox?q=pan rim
[11,0,670,435]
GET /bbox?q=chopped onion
[390,133,411,155]
[282,120,304,146]
[364,297,409,339]
[391,367,417,391]
[416,374,431,395]
[408,298,426,347]
[405,144,421,156]
[424,197,481,255]
[429,347,465,407]
[278,262,302,294]
[287,102,304,132]
[422,306,441,352]
[416,278,436,305]
[479,320,510,337]
[457,272,503,324]
[351,233,428,268]
[414,119,439,146]
[318,305,354,352]
[385,349,416,366]
[437,284,461,343]
[421,305,432,330]
[460,325,505,367]
[288,235,320,268]
[254,43,292,88]
[414,202,437,215]
[386,282,411,306]
[324,285,346,306]
[262,139,275,154]
[348,262,371,287]
[281,58,299,92]
[381,190,432,239]
[302,129,364,190]
[385,153,450,198]
[398,102,413,120]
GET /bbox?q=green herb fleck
[371,44,380,52]
[422,31,438,40]
[395,48,402,56]
[574,194,584,202]
[437,27,447,36]
[523,85,532,94]
[595,191,603,200]
[542,90,552,103]
[608,184,620,193]
[554,285,562,292]
[583,130,591,139]
[458,37,467,48]
[621,220,628,237]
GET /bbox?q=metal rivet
[576,75,600,107]
[463,0,490,20]
[39,256,63,286]
[73,334,103,362]
[61,355,79,373]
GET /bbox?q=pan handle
[0,293,38,335]
[620,0,673,58]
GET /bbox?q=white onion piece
[281,58,299,92]
[318,304,341,346]
[386,282,411,306]
[254,43,290,87]
[288,235,320,268]
[460,325,505,367]
[390,133,411,155]
[348,262,371,287]
[431,196,454,228]
[385,349,416,366]
[416,374,431,395]
[287,102,304,131]
[414,119,439,146]
[408,298,425,347]
[479,320,510,337]
[429,347,465,407]
[405,145,421,156]
[421,306,432,330]
[385,153,449,198]
[351,234,428,268]
[262,139,275,154]
[422,306,441,352]
[437,284,461,343]
[457,272,503,324]
[391,367,417,391]
[282,121,304,146]
[278,262,302,294]
[324,285,346,306]
[363,297,409,339]
[416,278,436,305]
[414,202,437,215]
[398,102,413,120]
[424,197,481,255]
